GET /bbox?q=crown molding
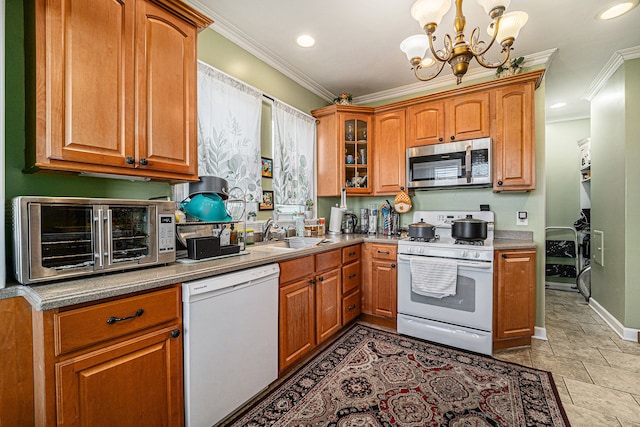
[185,0,335,102]
[585,45,640,101]
[355,48,558,105]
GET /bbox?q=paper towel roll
[328,207,345,234]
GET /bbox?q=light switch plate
[592,230,604,266]
[516,211,528,226]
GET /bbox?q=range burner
[454,240,485,246]
[408,236,439,243]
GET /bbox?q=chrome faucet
[263,217,286,242]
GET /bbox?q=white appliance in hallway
[182,264,279,426]
[397,211,495,355]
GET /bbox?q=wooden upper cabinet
[446,91,490,142]
[373,109,406,195]
[407,92,489,147]
[315,112,341,197]
[32,0,212,181]
[312,105,374,197]
[136,0,198,176]
[493,82,535,191]
[407,101,446,147]
[36,0,136,169]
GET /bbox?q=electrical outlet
[516,211,528,226]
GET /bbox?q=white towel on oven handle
[409,257,458,298]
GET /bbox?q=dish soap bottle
[295,213,305,237]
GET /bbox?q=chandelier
[400,0,528,85]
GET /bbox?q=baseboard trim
[533,326,547,341]
[589,297,640,342]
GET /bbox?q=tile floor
[494,289,640,426]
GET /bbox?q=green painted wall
[590,63,627,325]
[545,119,589,240]
[623,59,640,328]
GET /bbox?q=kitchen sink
[249,237,331,253]
[249,243,297,253]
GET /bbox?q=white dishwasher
[182,264,279,426]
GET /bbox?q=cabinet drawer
[371,244,397,260]
[279,255,315,284]
[316,249,341,272]
[342,261,361,294]
[342,290,361,325]
[54,286,181,356]
[342,244,361,264]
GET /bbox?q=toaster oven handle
[106,209,113,266]
[95,210,104,268]
[465,145,472,183]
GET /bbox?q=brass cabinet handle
[106,308,144,325]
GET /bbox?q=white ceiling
[185,0,640,123]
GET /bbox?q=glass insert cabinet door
[343,116,370,193]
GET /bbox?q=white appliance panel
[183,264,279,426]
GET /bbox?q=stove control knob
[472,251,480,258]
[461,250,468,258]
[418,247,424,254]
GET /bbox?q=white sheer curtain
[272,100,316,209]
[187,61,263,204]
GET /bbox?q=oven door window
[410,274,475,312]
[108,206,151,263]
[40,205,94,269]
[410,153,465,184]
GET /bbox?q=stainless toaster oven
[12,197,176,284]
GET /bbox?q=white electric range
[397,210,495,355]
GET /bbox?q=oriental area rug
[227,324,570,426]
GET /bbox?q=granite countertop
[1,234,401,310]
[0,230,534,310]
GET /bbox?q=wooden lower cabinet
[279,245,362,373]
[31,285,183,426]
[362,243,397,324]
[0,297,34,426]
[493,249,537,350]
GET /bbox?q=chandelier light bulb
[411,0,452,29]
[476,0,510,16]
[487,11,528,44]
[400,34,430,62]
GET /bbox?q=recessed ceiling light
[296,34,315,48]
[550,102,567,109]
[596,1,638,20]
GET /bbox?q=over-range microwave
[406,137,492,190]
[12,197,176,285]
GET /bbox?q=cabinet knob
[139,158,148,166]
[391,263,396,269]
[438,137,443,142]
[497,180,503,186]
[171,329,181,339]
[450,135,455,140]
[502,253,508,259]
[310,279,316,284]
[125,156,135,165]
[319,276,324,282]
